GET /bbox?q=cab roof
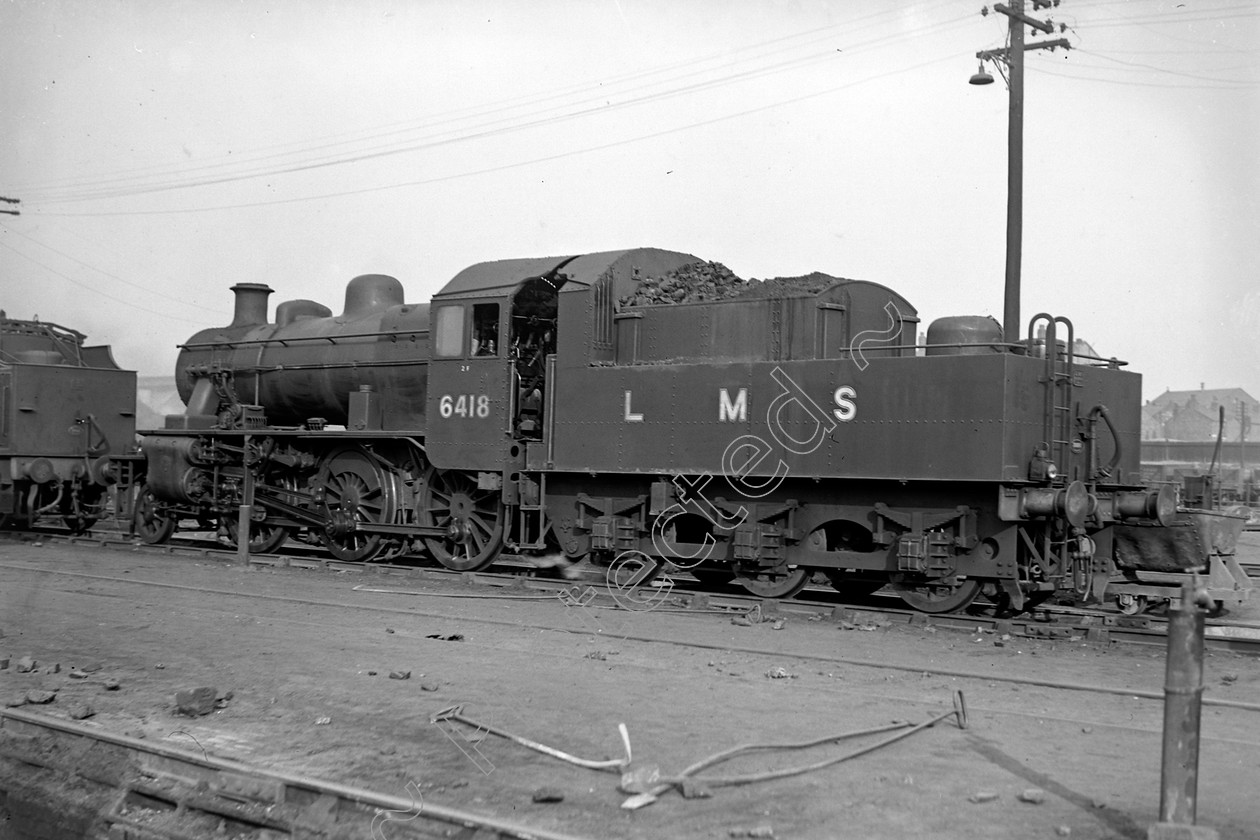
[433,248,702,301]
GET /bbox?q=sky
[1,0,1257,405]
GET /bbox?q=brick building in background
[1141,385,1257,501]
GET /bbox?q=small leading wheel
[734,566,810,599]
[420,467,506,571]
[890,575,983,613]
[133,484,176,545]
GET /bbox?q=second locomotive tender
[1,313,134,533]
[131,247,1181,613]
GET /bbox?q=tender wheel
[62,484,105,535]
[734,566,810,599]
[133,484,176,544]
[890,575,983,613]
[420,467,505,571]
[825,570,887,599]
[316,447,400,562]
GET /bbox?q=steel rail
[0,706,593,840]
[5,529,1260,655]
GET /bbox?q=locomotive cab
[425,258,572,472]
[425,248,704,473]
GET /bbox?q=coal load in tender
[618,261,848,308]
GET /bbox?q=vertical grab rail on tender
[1028,313,1076,479]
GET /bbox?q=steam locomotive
[0,313,135,532]
[125,247,1217,614]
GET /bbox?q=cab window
[471,303,499,356]
[434,304,465,358]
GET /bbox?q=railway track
[4,535,1260,741]
[4,527,1260,839]
[5,523,1260,657]
[0,706,594,840]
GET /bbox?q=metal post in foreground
[1147,580,1218,840]
[237,433,253,565]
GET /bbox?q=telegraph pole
[971,2,1070,346]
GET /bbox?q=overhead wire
[12,20,876,199]
[16,4,974,209]
[15,2,963,201]
[22,46,855,205]
[1086,8,1260,28]
[0,238,224,325]
[30,45,974,219]
[993,2,1259,91]
[2,1,975,317]
[2,225,230,315]
[1069,48,1256,85]
[1027,63,1257,89]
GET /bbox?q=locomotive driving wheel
[889,573,983,613]
[223,511,290,554]
[222,475,298,555]
[316,447,401,562]
[734,565,810,599]
[419,467,505,572]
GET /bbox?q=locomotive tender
[0,313,135,532]
[130,247,1188,613]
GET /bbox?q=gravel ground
[0,537,1257,840]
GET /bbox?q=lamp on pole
[971,2,1070,346]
